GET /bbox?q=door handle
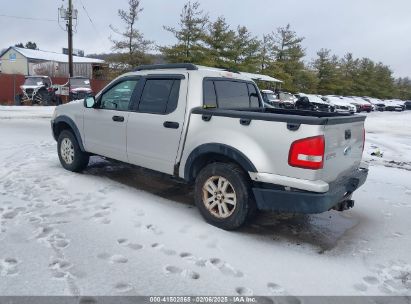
[240,118,251,126]
[163,121,179,129]
[112,115,124,122]
[202,114,212,122]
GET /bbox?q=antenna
[58,0,78,77]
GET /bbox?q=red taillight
[288,135,325,170]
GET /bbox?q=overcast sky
[1,0,410,77]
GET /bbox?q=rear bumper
[252,167,369,214]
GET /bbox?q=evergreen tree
[265,24,306,92]
[228,26,260,72]
[203,16,235,68]
[25,42,38,50]
[313,48,342,94]
[160,1,209,63]
[15,42,38,50]
[257,34,274,73]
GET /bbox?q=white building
[0,46,105,79]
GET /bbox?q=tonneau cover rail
[191,107,366,125]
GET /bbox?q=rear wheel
[57,130,89,172]
[194,162,256,230]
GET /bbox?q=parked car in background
[260,90,281,107]
[349,96,373,113]
[50,63,368,230]
[404,100,411,110]
[295,93,334,112]
[278,91,297,109]
[363,97,385,111]
[68,76,94,101]
[385,99,405,111]
[323,95,355,114]
[17,76,59,106]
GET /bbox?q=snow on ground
[0,107,410,296]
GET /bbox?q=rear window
[203,79,261,109]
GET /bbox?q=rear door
[83,77,140,162]
[127,74,188,174]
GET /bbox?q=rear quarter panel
[179,114,325,181]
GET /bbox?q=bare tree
[109,0,152,70]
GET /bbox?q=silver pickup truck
[51,64,368,230]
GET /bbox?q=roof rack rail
[134,63,198,71]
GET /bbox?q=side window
[100,80,138,111]
[214,80,250,108]
[138,79,180,114]
[247,84,260,107]
[203,80,217,107]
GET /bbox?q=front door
[83,78,139,162]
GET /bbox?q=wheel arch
[183,143,257,182]
[52,116,85,152]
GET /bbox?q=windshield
[70,78,91,88]
[24,77,47,86]
[279,93,294,102]
[327,96,342,103]
[306,94,325,104]
[263,92,277,101]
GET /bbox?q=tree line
[105,0,411,100]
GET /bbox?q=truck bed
[184,107,366,186]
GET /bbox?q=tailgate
[321,120,365,182]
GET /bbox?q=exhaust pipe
[333,199,355,212]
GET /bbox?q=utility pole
[67,0,73,77]
[58,1,78,77]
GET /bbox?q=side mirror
[84,96,96,108]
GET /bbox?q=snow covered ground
[0,106,410,296]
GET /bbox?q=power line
[0,14,56,22]
[76,0,102,39]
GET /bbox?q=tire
[57,130,89,172]
[194,162,256,230]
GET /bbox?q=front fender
[52,115,85,152]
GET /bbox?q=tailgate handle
[345,129,351,140]
[287,123,300,131]
[240,118,251,126]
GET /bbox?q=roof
[239,72,283,83]
[261,89,275,93]
[1,46,104,64]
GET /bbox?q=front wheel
[57,130,89,172]
[194,162,256,230]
